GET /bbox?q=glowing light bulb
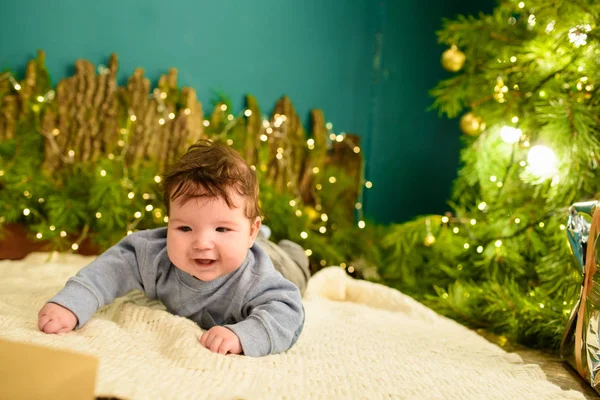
[527,145,557,179]
[500,126,522,144]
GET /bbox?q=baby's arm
[38,232,151,332]
[225,277,305,357]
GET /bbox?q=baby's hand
[199,326,242,355]
[38,303,78,334]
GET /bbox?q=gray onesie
[49,228,305,357]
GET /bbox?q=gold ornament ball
[424,233,436,247]
[460,112,485,136]
[441,45,466,72]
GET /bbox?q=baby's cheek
[166,237,183,263]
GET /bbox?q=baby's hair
[162,140,261,220]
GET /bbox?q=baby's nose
[193,234,214,249]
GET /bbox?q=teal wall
[367,0,494,223]
[0,0,492,224]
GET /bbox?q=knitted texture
[0,253,584,400]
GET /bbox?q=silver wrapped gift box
[561,200,600,393]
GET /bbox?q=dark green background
[0,0,493,223]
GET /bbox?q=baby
[38,140,305,357]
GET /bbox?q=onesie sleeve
[225,274,305,357]
[48,231,151,328]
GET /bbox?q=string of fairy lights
[428,0,597,293]
[1,67,372,270]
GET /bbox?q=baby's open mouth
[194,259,215,267]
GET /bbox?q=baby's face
[166,192,260,282]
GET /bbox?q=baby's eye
[178,226,192,232]
[216,227,230,233]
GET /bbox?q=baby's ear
[248,217,262,248]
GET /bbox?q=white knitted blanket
[0,253,585,400]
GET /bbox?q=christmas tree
[381,0,600,349]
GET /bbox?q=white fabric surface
[0,252,585,399]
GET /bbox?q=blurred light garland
[1,70,373,254]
